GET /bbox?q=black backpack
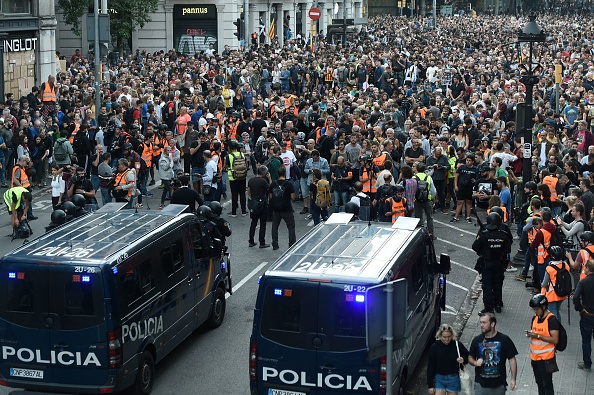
[579,219,591,232]
[413,174,429,203]
[378,184,395,206]
[270,180,287,211]
[550,262,572,298]
[547,228,564,253]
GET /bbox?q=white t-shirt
[51,175,65,198]
[280,150,296,177]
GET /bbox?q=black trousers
[531,359,555,395]
[249,203,268,245]
[230,178,247,214]
[482,262,504,311]
[272,211,296,248]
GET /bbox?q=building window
[2,0,31,14]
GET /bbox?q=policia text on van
[250,215,450,395]
[0,203,231,394]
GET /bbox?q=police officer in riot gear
[472,212,511,315]
[208,201,232,248]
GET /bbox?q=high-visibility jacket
[578,245,594,281]
[11,166,30,189]
[542,175,559,202]
[487,206,508,222]
[528,227,538,244]
[152,136,162,157]
[536,229,553,264]
[390,197,407,223]
[68,123,80,145]
[141,143,153,168]
[228,121,238,141]
[361,168,377,193]
[3,187,29,212]
[530,312,556,361]
[372,152,388,170]
[41,81,57,103]
[114,169,133,198]
[542,261,570,302]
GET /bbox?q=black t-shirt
[252,119,267,142]
[469,332,518,388]
[404,146,424,160]
[248,176,270,201]
[71,178,95,204]
[332,165,352,191]
[190,141,209,168]
[269,179,295,212]
[170,186,204,213]
[474,177,499,209]
[457,165,479,188]
[318,135,335,162]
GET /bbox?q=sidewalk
[458,269,594,395]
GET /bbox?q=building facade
[1,0,57,100]
[56,0,367,59]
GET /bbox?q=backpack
[231,153,248,179]
[337,67,347,83]
[532,315,567,352]
[270,180,287,211]
[314,134,327,152]
[579,219,591,232]
[413,174,429,203]
[378,184,395,206]
[315,179,331,209]
[547,227,564,253]
[359,194,372,221]
[161,103,169,123]
[550,262,572,298]
[54,139,68,161]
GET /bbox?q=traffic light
[233,18,242,40]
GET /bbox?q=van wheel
[206,287,226,329]
[133,351,155,395]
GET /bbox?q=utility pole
[432,0,436,28]
[94,0,101,115]
[244,0,249,48]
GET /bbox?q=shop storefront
[173,5,218,55]
[2,34,38,99]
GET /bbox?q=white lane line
[444,304,458,315]
[307,220,314,227]
[226,261,268,299]
[450,260,478,272]
[437,238,475,252]
[434,219,477,236]
[447,281,469,292]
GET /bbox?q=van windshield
[0,266,104,330]
[260,283,366,352]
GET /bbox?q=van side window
[412,251,425,292]
[6,279,34,313]
[190,223,210,260]
[64,281,95,316]
[119,260,155,307]
[161,240,184,276]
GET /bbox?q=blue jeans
[192,166,204,187]
[333,190,350,213]
[90,175,100,191]
[548,300,563,324]
[580,315,594,368]
[0,156,6,184]
[434,373,461,393]
[100,187,112,206]
[311,205,328,225]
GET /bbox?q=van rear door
[0,263,108,388]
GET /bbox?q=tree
[57,0,159,51]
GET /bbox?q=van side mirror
[439,253,451,274]
[211,238,223,257]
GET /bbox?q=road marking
[33,201,53,211]
[437,238,475,252]
[434,219,477,236]
[447,280,469,292]
[226,261,268,299]
[443,304,458,315]
[450,259,478,272]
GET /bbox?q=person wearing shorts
[452,154,479,224]
[427,323,469,395]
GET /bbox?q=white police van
[0,203,230,394]
[250,215,450,394]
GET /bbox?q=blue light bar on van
[8,272,25,280]
[8,272,15,279]
[112,267,118,274]
[274,288,282,296]
[345,294,365,303]
[355,294,365,303]
[273,288,293,297]
[82,275,90,283]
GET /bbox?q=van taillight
[249,341,257,381]
[0,379,7,387]
[108,328,122,369]
[379,355,387,394]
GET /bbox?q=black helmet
[580,231,594,244]
[208,201,223,216]
[548,245,565,261]
[62,201,77,216]
[71,194,86,208]
[316,118,326,128]
[198,205,212,220]
[159,124,169,131]
[395,184,405,193]
[525,181,537,192]
[123,142,133,151]
[26,168,37,178]
[486,212,502,229]
[490,206,504,219]
[344,202,360,216]
[529,293,548,309]
[50,209,67,225]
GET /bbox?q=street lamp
[517,14,546,194]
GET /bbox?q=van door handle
[319,365,337,371]
[53,344,69,348]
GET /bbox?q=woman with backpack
[398,165,417,217]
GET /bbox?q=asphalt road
[0,188,486,395]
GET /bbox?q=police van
[0,203,230,394]
[250,215,450,395]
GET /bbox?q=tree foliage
[57,0,159,50]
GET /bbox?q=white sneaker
[529,265,534,271]
[513,234,520,240]
[506,267,518,272]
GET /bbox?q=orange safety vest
[315,127,323,141]
[152,136,162,157]
[536,229,553,264]
[542,175,559,202]
[578,245,594,281]
[527,227,538,244]
[228,122,238,141]
[372,152,388,170]
[542,261,569,302]
[41,81,57,103]
[487,207,508,223]
[69,123,80,145]
[361,168,377,193]
[530,312,556,361]
[141,143,152,168]
[11,166,30,189]
[390,197,407,223]
[114,169,133,198]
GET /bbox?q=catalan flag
[310,39,314,55]
[268,19,275,41]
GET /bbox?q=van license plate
[268,390,305,395]
[10,367,44,379]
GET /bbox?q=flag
[310,39,314,55]
[268,20,275,41]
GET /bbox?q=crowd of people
[2,11,594,391]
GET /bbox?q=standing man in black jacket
[574,260,594,372]
[171,175,204,213]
